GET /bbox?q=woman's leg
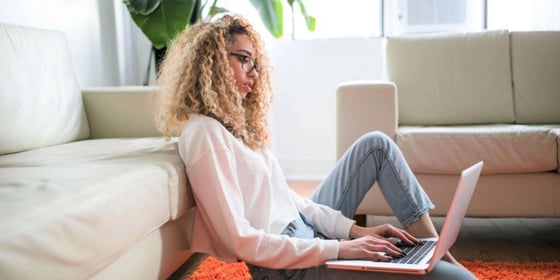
[310,131,433,228]
[310,131,462,266]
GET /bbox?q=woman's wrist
[349,224,367,239]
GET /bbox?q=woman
[156,14,475,280]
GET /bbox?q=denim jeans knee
[356,131,394,153]
[313,130,433,227]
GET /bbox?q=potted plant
[123,0,315,83]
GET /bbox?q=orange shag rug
[187,257,560,280]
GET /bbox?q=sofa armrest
[336,80,397,159]
[82,86,162,139]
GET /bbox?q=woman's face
[227,34,258,99]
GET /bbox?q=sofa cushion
[387,30,514,126]
[396,125,557,174]
[0,138,190,279]
[511,31,560,124]
[0,24,89,155]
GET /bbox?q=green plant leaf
[295,0,315,31]
[209,5,229,17]
[124,0,161,15]
[249,0,283,38]
[207,0,228,18]
[127,0,196,49]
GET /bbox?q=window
[383,0,485,36]
[290,0,382,39]
[216,0,558,40]
[383,0,559,36]
[487,0,560,31]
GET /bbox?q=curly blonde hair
[155,15,272,151]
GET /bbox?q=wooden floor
[371,216,560,262]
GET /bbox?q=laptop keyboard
[391,240,437,264]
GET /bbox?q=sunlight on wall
[269,38,384,179]
[488,0,560,30]
[0,0,118,87]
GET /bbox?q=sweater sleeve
[289,189,355,240]
[186,146,340,268]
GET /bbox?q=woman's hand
[337,223,420,261]
[350,223,419,245]
[338,236,404,261]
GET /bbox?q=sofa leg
[354,214,367,227]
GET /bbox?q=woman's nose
[247,67,258,78]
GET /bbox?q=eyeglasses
[229,52,261,73]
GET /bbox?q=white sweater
[178,114,355,269]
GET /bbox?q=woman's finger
[363,236,403,257]
[359,243,396,262]
[383,225,420,245]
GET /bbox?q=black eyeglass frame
[229,52,261,73]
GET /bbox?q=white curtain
[112,1,155,86]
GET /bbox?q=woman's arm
[287,190,419,261]
[187,148,339,269]
[287,189,355,239]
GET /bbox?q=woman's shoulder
[184,114,224,132]
[181,114,228,135]
[179,114,233,149]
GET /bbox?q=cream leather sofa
[0,24,195,279]
[337,30,560,219]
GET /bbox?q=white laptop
[326,161,483,275]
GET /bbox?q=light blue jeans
[248,132,476,280]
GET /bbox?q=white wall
[269,38,385,179]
